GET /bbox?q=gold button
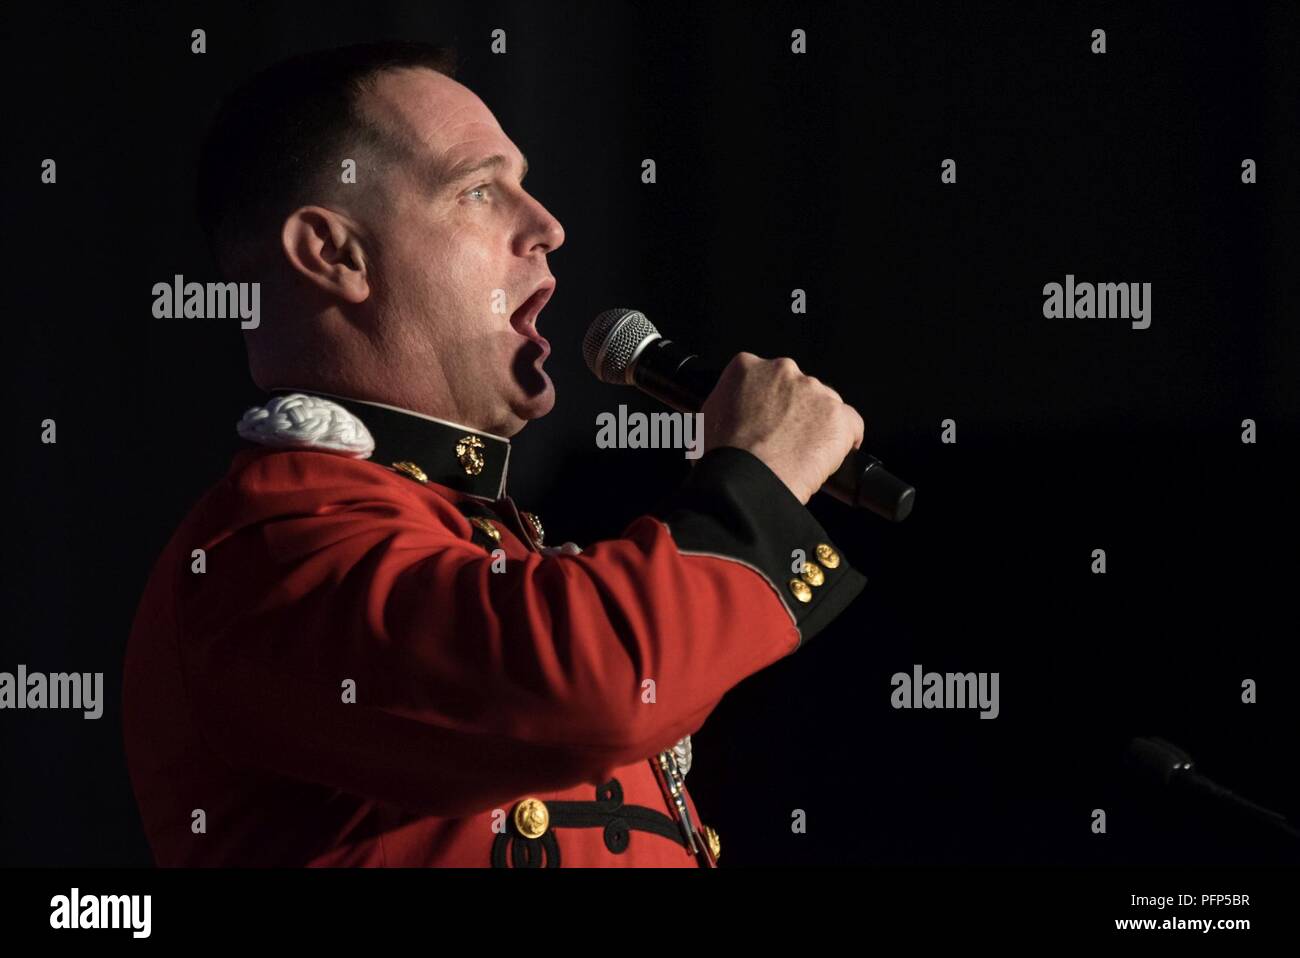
[703,825,721,862]
[391,461,428,483]
[513,797,550,839]
[521,511,545,548]
[456,435,486,476]
[800,561,825,587]
[789,579,812,603]
[469,516,501,543]
[815,543,841,569]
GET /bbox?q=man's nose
[541,210,565,252]
[522,196,565,255]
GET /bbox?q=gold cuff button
[789,578,813,603]
[513,797,550,839]
[800,561,825,587]
[815,543,841,569]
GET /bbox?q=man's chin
[498,375,555,436]
[507,345,556,424]
[513,380,555,420]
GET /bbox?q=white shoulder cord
[237,393,375,457]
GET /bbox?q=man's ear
[280,206,371,304]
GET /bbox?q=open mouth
[510,283,554,354]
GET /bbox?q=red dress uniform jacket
[123,392,866,867]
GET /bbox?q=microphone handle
[629,338,916,522]
[1176,771,1300,841]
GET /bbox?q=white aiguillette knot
[673,735,692,778]
[237,393,375,458]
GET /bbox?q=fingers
[845,405,865,449]
[725,352,864,449]
[807,375,842,405]
[804,371,861,449]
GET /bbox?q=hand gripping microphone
[583,308,916,522]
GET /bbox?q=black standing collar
[271,389,512,500]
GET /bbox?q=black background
[3,0,1297,867]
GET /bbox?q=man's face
[357,68,565,436]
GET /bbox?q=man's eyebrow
[433,151,529,190]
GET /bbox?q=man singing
[124,41,867,867]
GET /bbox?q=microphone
[583,308,916,522]
[1125,737,1300,842]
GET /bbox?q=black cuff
[652,446,866,647]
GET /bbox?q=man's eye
[465,184,490,202]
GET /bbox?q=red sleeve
[175,447,864,817]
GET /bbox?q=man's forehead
[362,68,515,165]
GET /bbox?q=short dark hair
[196,40,459,275]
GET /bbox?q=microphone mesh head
[1125,736,1195,786]
[583,308,660,384]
